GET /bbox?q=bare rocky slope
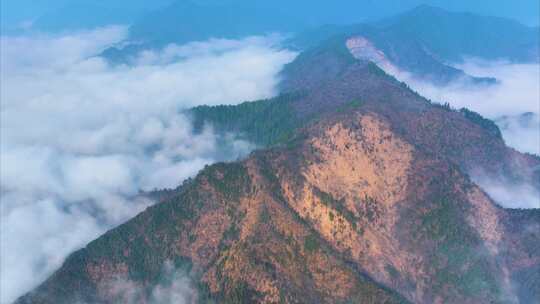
[17,35,540,304]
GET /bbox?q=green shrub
[304,234,320,253]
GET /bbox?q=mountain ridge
[16,33,540,303]
[102,5,538,84]
[16,104,540,303]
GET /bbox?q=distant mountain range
[3,0,539,34]
[286,5,539,83]
[0,0,172,33]
[17,15,540,303]
[102,5,539,84]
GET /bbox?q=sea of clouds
[0,27,296,303]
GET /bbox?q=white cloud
[81,261,198,304]
[148,262,198,304]
[0,26,127,73]
[473,174,540,209]
[495,112,540,157]
[1,198,105,304]
[0,28,295,303]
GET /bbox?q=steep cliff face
[259,111,537,303]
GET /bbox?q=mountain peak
[17,80,540,302]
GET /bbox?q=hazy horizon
[2,0,539,34]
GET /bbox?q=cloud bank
[0,28,295,303]
[472,175,540,209]
[495,112,540,157]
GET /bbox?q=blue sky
[0,0,172,31]
[2,0,539,33]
